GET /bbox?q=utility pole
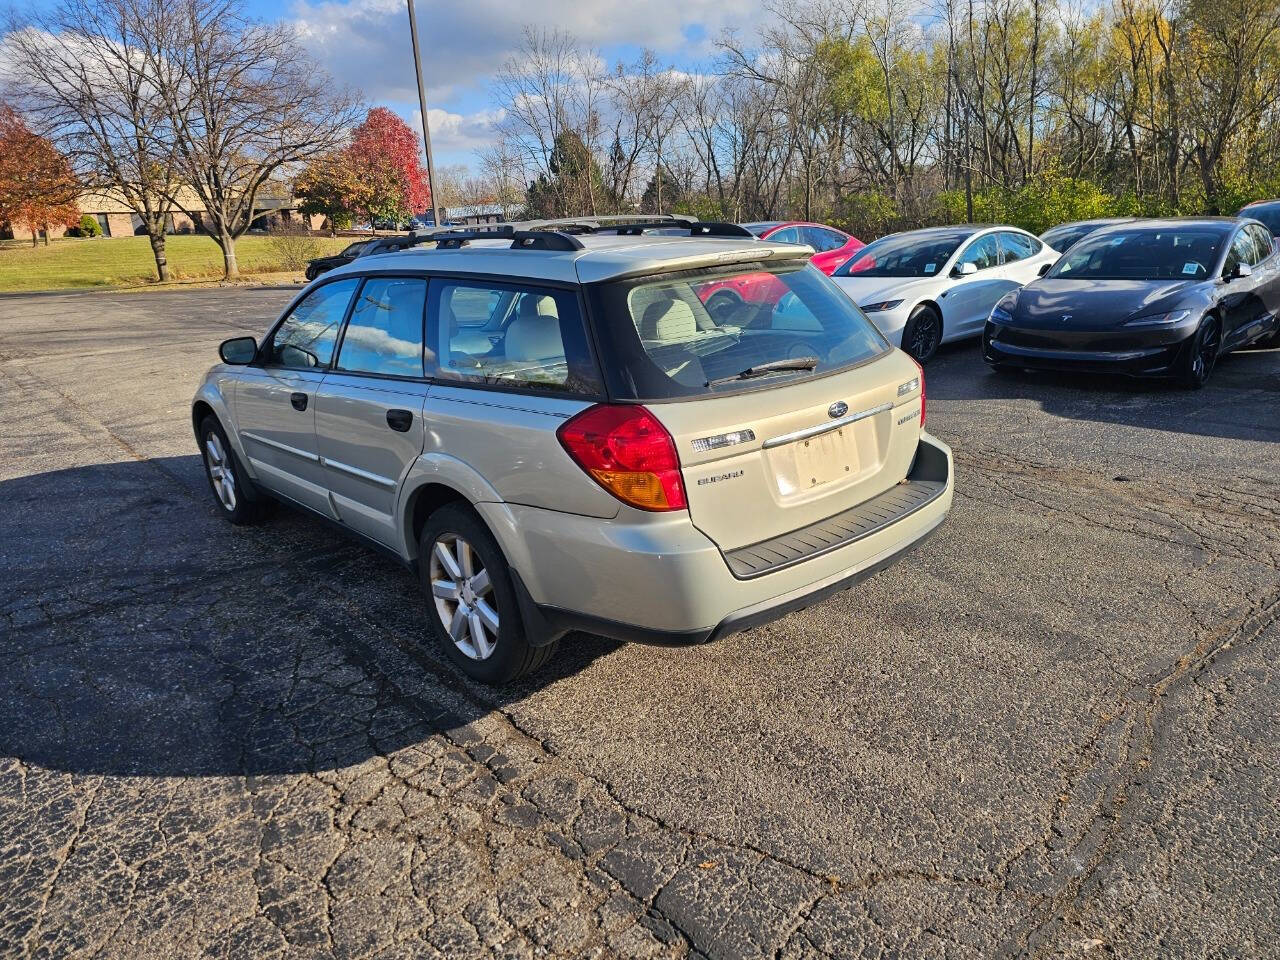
[406,0,442,228]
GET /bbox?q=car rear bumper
[490,434,953,647]
[983,323,1191,377]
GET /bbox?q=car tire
[704,289,743,323]
[304,265,318,281]
[419,504,556,685]
[901,305,942,363]
[1177,315,1221,389]
[199,416,262,524]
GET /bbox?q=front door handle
[386,408,413,432]
[290,392,308,411]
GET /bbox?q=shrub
[70,214,102,238]
[265,221,325,271]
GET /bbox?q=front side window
[803,226,844,252]
[267,278,358,369]
[769,226,801,244]
[1223,230,1258,276]
[1050,228,1226,280]
[956,234,1000,272]
[587,262,890,400]
[1246,223,1274,263]
[335,277,426,377]
[999,232,1039,263]
[432,281,602,395]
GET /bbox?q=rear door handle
[290,392,308,411]
[386,408,413,432]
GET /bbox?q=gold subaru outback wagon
[192,216,953,683]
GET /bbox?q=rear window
[586,262,890,400]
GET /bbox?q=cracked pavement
[1,288,1278,959]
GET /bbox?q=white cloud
[288,0,761,105]
[416,107,506,153]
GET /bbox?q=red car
[743,221,865,273]
[697,221,865,320]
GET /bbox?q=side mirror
[219,336,257,365]
[1037,261,1054,277]
[954,261,978,277]
[1229,262,1253,281]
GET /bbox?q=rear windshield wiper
[706,356,819,387]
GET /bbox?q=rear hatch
[650,351,923,551]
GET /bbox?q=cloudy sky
[256,0,763,169]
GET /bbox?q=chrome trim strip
[318,456,397,489]
[761,402,894,449]
[242,431,320,462]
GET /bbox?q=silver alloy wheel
[204,433,237,511]
[429,533,499,660]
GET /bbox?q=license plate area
[786,426,859,493]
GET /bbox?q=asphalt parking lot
[2,287,1278,959]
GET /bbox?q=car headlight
[1123,309,1193,327]
[989,306,1014,324]
[860,299,903,312]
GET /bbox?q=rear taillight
[557,405,688,511]
[912,358,926,428]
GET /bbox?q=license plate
[793,427,858,488]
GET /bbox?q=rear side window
[999,232,1040,263]
[430,281,602,396]
[336,277,426,378]
[587,262,890,400]
[268,278,358,369]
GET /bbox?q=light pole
[406,0,442,228]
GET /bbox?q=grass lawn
[0,234,352,293]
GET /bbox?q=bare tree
[5,0,183,280]
[148,0,361,278]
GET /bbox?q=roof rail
[370,213,756,256]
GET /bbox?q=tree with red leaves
[0,103,80,246]
[348,108,431,225]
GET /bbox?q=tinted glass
[836,232,966,277]
[433,282,601,395]
[956,234,1000,271]
[769,226,801,244]
[1223,230,1257,276]
[588,262,890,400]
[268,278,358,368]
[336,277,426,377]
[743,221,782,237]
[341,242,366,257]
[999,231,1039,263]
[803,226,845,252]
[1049,228,1226,280]
[1040,224,1095,252]
[1238,204,1280,235]
[1247,223,1274,262]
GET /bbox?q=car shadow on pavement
[928,340,1280,443]
[0,455,622,779]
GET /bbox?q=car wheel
[419,504,556,684]
[1178,315,1221,389]
[199,416,262,524]
[704,290,743,323]
[901,305,942,363]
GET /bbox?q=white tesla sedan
[831,225,1059,362]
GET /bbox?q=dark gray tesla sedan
[983,217,1280,387]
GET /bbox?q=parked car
[830,225,1059,363]
[194,217,953,683]
[984,217,1280,387]
[1236,199,1280,240]
[742,221,866,274]
[304,240,368,281]
[1040,217,1135,254]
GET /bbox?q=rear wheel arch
[404,481,473,560]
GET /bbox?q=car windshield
[1041,224,1097,252]
[743,221,781,237]
[835,232,966,278]
[587,262,890,400]
[341,242,367,257]
[1048,228,1226,280]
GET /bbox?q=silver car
[193,217,954,683]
